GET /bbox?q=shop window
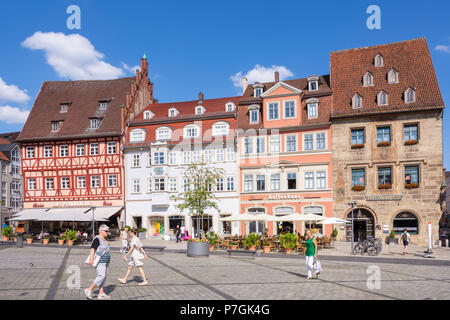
[393,212,418,234]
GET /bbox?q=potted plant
[262,241,271,254]
[177,161,224,257]
[58,236,65,245]
[205,231,219,252]
[377,141,391,147]
[351,144,364,149]
[43,235,50,245]
[331,228,338,246]
[405,183,419,189]
[229,241,239,250]
[387,230,398,245]
[25,234,33,244]
[404,140,418,146]
[378,183,392,190]
[2,226,12,241]
[352,185,365,191]
[242,233,260,251]
[138,228,147,239]
[64,230,78,246]
[279,232,298,254]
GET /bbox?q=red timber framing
[21,137,122,202]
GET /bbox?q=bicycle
[352,238,382,256]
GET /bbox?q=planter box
[26,239,33,244]
[187,241,210,257]
[138,232,147,239]
[58,240,64,245]
[386,237,399,245]
[263,246,271,254]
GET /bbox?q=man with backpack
[401,229,411,255]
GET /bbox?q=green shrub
[332,228,338,238]
[138,228,147,233]
[242,233,260,248]
[2,226,12,237]
[64,230,78,241]
[205,231,219,245]
[279,232,298,249]
[389,230,396,239]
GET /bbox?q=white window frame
[378,91,388,106]
[76,144,85,157]
[388,69,399,84]
[226,103,235,112]
[226,147,234,162]
[28,178,36,190]
[267,102,280,121]
[130,129,145,142]
[60,105,68,113]
[107,142,117,154]
[26,147,35,159]
[44,146,52,158]
[308,80,318,91]
[108,175,118,187]
[90,118,101,129]
[90,143,99,156]
[285,134,297,152]
[195,106,205,115]
[363,72,374,87]
[133,154,141,167]
[192,149,201,163]
[51,122,59,132]
[143,111,152,119]
[226,177,235,191]
[204,149,213,163]
[132,179,141,193]
[315,132,327,150]
[283,100,296,119]
[375,54,383,67]
[215,148,224,162]
[153,151,165,165]
[58,145,68,158]
[270,173,280,191]
[77,176,86,189]
[405,88,416,103]
[99,102,109,110]
[254,88,263,97]
[256,136,266,154]
[156,127,171,141]
[307,103,318,119]
[212,122,229,136]
[168,108,178,117]
[249,109,259,124]
[91,176,100,188]
[154,178,165,191]
[184,125,200,139]
[316,171,327,189]
[45,178,54,190]
[61,177,70,190]
[169,152,177,165]
[169,178,177,192]
[304,172,315,190]
[352,94,362,109]
[244,175,253,192]
[270,135,281,153]
[183,150,191,164]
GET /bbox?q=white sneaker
[98,293,111,300]
[84,289,93,300]
[118,278,127,284]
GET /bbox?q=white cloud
[121,62,140,74]
[0,77,30,104]
[230,64,294,88]
[0,105,30,124]
[22,31,125,80]
[435,45,450,53]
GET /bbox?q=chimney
[140,53,148,75]
[242,77,248,95]
[198,92,204,103]
[275,71,280,83]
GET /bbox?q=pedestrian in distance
[401,229,411,255]
[120,226,130,254]
[175,225,181,243]
[180,225,186,241]
[303,229,319,280]
[118,228,149,285]
[85,224,111,300]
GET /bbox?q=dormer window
[352,94,362,109]
[156,127,172,140]
[307,76,319,91]
[306,98,319,118]
[195,106,205,115]
[374,54,383,67]
[226,103,235,112]
[212,122,230,136]
[143,111,152,120]
[89,118,102,129]
[130,129,146,142]
[253,84,264,98]
[184,124,201,139]
[405,88,416,103]
[99,101,109,110]
[388,68,399,84]
[60,104,68,113]
[168,108,178,117]
[51,121,60,132]
[363,72,374,87]
[377,91,388,106]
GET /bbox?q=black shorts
[403,240,409,246]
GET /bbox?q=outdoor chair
[296,242,305,254]
[222,240,230,250]
[322,236,332,248]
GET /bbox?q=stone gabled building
[330,38,445,245]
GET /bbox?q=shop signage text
[365,195,403,201]
[268,194,302,200]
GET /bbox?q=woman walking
[120,226,130,254]
[118,228,149,285]
[303,229,319,280]
[85,224,111,300]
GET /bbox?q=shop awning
[85,207,122,221]
[42,208,98,222]
[8,208,49,221]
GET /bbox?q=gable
[261,82,302,97]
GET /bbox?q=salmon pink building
[237,73,333,237]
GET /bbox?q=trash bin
[16,236,23,248]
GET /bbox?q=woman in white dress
[118,228,149,285]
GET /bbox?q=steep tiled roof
[17,77,134,142]
[330,38,444,118]
[130,96,240,123]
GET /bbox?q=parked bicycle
[352,238,382,256]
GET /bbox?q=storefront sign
[383,224,389,234]
[154,167,164,175]
[268,194,301,200]
[365,195,403,201]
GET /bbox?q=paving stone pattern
[0,246,449,300]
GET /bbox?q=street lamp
[347,201,358,253]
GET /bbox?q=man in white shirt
[180,225,186,241]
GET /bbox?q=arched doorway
[248,208,265,234]
[393,212,419,234]
[346,208,375,242]
[274,207,294,235]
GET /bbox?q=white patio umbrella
[219,213,276,222]
[272,213,326,234]
[317,217,348,225]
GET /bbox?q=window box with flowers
[377,141,391,147]
[404,140,418,146]
[352,185,365,192]
[378,183,392,190]
[351,144,364,149]
[405,183,419,189]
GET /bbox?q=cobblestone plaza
[0,245,449,300]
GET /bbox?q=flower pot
[249,246,256,251]
[3,236,9,241]
[209,244,215,252]
[263,246,271,253]
[13,237,17,242]
[230,245,238,250]
[58,239,64,245]
[26,238,33,244]
[67,240,74,246]
[285,248,292,254]
[187,241,210,257]
[43,239,49,245]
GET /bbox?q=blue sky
[0,0,449,167]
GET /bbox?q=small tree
[176,159,224,240]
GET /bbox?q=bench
[143,246,166,253]
[226,249,257,258]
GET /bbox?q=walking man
[175,225,181,243]
[401,228,411,255]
